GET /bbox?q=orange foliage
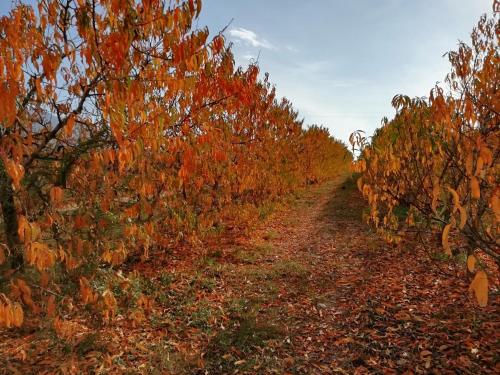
[352,11,499,306]
[0,0,350,327]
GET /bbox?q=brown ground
[1,176,498,374]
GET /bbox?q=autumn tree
[0,0,350,327]
[352,10,499,306]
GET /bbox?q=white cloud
[228,27,275,50]
[286,45,299,53]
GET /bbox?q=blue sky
[0,1,494,143]
[198,0,493,143]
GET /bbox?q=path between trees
[198,175,498,374]
[1,176,497,374]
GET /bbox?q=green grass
[321,176,363,222]
[188,301,219,330]
[258,201,277,220]
[205,310,283,373]
[271,259,308,278]
[233,243,274,264]
[158,271,175,288]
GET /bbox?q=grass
[205,308,283,373]
[321,175,363,222]
[258,201,277,220]
[211,316,282,351]
[237,259,308,282]
[271,259,308,278]
[188,301,219,330]
[158,271,175,288]
[232,243,274,264]
[74,333,107,356]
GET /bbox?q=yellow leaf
[469,271,488,307]
[442,224,452,256]
[466,255,476,273]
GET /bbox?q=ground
[1,175,498,374]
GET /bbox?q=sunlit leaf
[469,271,488,307]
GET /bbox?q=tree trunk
[0,158,23,270]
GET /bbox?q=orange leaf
[0,297,23,328]
[466,255,476,273]
[0,245,5,265]
[469,271,488,307]
[458,206,467,230]
[447,187,460,212]
[470,177,480,199]
[12,302,24,327]
[17,216,31,243]
[441,224,452,256]
[3,159,25,189]
[65,115,75,137]
[479,146,492,166]
[46,295,56,318]
[50,186,64,205]
[475,156,484,176]
[491,188,500,222]
[465,152,473,176]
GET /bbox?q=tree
[0,0,350,327]
[352,11,499,306]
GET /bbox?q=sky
[0,0,494,144]
[197,0,494,143]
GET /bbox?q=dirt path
[204,176,498,374]
[1,176,497,374]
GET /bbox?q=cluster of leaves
[0,0,351,327]
[351,10,499,306]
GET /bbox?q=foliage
[351,11,499,306]
[0,0,350,327]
